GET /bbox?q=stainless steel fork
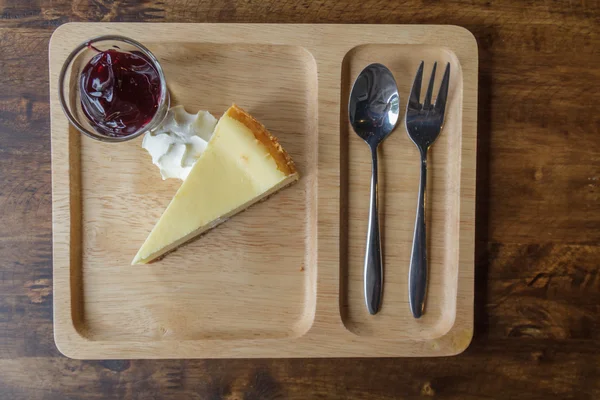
[405,61,450,318]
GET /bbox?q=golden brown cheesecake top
[226,104,298,176]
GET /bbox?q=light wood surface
[341,44,465,339]
[49,23,477,358]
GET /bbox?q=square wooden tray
[50,23,477,358]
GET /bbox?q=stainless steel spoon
[349,63,400,315]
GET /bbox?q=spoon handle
[409,152,428,318]
[364,145,383,315]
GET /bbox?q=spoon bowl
[348,63,399,314]
[349,63,400,146]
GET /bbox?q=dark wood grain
[1,0,600,398]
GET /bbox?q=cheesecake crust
[225,104,298,176]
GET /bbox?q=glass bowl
[58,35,170,143]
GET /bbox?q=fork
[405,61,450,318]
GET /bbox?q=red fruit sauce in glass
[80,48,162,137]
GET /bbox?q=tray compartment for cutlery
[340,44,464,340]
[51,23,477,358]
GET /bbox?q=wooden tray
[50,23,477,359]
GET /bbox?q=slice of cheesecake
[132,104,299,264]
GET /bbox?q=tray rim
[50,22,478,359]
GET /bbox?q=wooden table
[1,1,599,398]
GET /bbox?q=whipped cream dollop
[142,105,217,180]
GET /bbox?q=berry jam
[80,48,162,137]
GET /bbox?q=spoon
[349,63,400,315]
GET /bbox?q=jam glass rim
[58,35,169,143]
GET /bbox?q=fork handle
[364,144,383,315]
[409,152,428,318]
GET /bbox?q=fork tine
[423,62,437,109]
[434,62,451,116]
[408,61,424,109]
